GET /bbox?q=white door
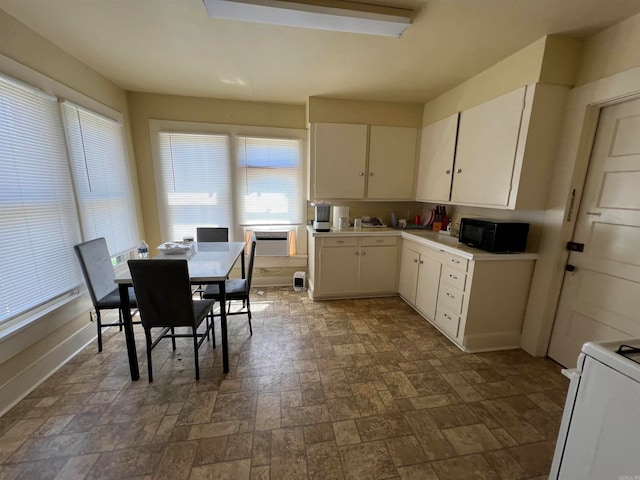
[368,126,417,200]
[548,98,640,367]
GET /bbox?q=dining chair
[74,237,139,352]
[193,227,230,297]
[202,235,257,335]
[128,259,215,381]
[196,227,229,242]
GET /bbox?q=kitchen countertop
[306,225,538,261]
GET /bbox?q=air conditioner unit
[254,231,289,256]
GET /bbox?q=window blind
[0,74,83,324]
[157,132,232,241]
[62,101,138,256]
[236,136,304,225]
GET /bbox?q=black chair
[74,237,139,352]
[202,236,257,335]
[196,227,229,242]
[128,259,215,381]
[193,227,230,297]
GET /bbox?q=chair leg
[96,310,103,352]
[171,327,176,350]
[246,297,253,336]
[118,309,123,332]
[193,327,200,381]
[145,329,154,382]
[211,313,216,348]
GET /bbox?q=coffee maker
[312,202,331,232]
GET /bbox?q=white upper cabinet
[312,123,368,199]
[310,123,418,200]
[368,126,417,200]
[416,113,459,203]
[416,83,568,210]
[451,86,526,206]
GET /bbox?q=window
[153,123,305,244]
[0,74,83,325]
[157,132,232,241]
[62,101,138,256]
[236,136,303,225]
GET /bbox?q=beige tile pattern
[0,288,567,479]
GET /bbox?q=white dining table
[115,241,246,379]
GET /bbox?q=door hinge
[566,241,584,252]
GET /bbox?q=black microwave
[458,218,529,253]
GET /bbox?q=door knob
[456,168,462,173]
[565,264,576,272]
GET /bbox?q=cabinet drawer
[435,306,460,338]
[441,266,466,291]
[438,283,464,314]
[442,253,468,272]
[362,236,397,247]
[322,237,358,247]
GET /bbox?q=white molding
[0,322,96,417]
[463,331,521,353]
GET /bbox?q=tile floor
[0,288,568,479]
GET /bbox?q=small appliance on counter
[459,218,529,253]
[311,201,331,232]
[333,206,350,229]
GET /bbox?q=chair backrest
[128,259,196,329]
[196,227,229,242]
[74,237,116,306]
[245,235,258,291]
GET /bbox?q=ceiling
[2,0,640,105]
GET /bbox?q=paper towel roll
[333,206,350,228]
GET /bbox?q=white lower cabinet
[399,238,535,352]
[399,243,440,320]
[309,234,399,299]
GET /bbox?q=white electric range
[550,338,640,479]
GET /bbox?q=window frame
[149,119,307,246]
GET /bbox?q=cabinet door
[368,126,417,199]
[451,87,526,206]
[398,246,420,304]
[313,123,367,199]
[416,114,459,202]
[318,246,359,295]
[359,245,398,294]
[415,255,441,320]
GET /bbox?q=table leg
[241,246,246,279]
[119,283,140,381]
[219,280,229,373]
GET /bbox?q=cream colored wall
[127,92,306,252]
[421,35,581,126]
[575,11,640,86]
[521,15,640,356]
[0,10,140,413]
[307,97,423,127]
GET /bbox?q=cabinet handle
[413,258,418,263]
[376,239,383,243]
[451,259,460,264]
[586,211,602,216]
[444,313,452,320]
[456,168,462,173]
[361,250,366,256]
[359,172,365,176]
[449,274,458,280]
[354,251,359,255]
[445,169,451,174]
[337,240,345,244]
[446,292,455,299]
[369,172,375,176]
[419,260,424,264]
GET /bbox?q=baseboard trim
[0,322,96,416]
[462,331,521,353]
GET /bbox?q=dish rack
[361,222,387,228]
